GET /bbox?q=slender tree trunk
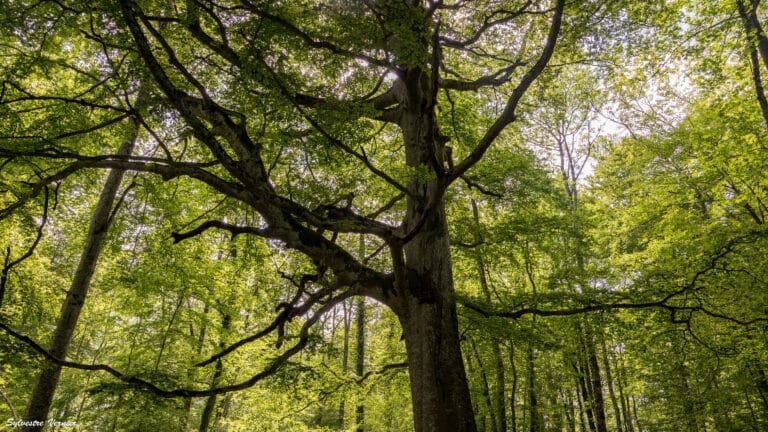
[199,313,231,432]
[631,397,642,432]
[339,299,351,428]
[585,332,608,432]
[675,358,700,432]
[355,296,365,432]
[575,374,588,432]
[737,0,768,127]
[522,249,541,432]
[471,341,497,432]
[154,295,184,371]
[21,92,144,431]
[493,349,507,432]
[598,335,622,432]
[749,363,768,414]
[470,199,507,432]
[510,344,518,432]
[527,344,541,432]
[614,352,634,432]
[577,360,597,432]
[562,389,576,432]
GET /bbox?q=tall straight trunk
[737,0,768,127]
[339,299,351,427]
[493,349,507,432]
[527,344,541,432]
[354,296,365,432]
[631,397,642,432]
[575,375,588,432]
[576,360,597,432]
[471,341,497,432]
[562,389,576,432]
[22,92,143,431]
[614,351,634,432]
[510,344,518,432]
[675,358,700,432]
[470,199,507,432]
[585,333,608,432]
[598,334,622,432]
[749,363,768,414]
[522,248,541,432]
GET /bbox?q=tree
[0,1,570,430]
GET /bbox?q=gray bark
[21,92,143,431]
[390,63,477,432]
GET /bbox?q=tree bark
[398,291,476,432]
[576,360,597,432]
[389,59,477,431]
[21,92,143,431]
[510,344,519,432]
[355,296,366,432]
[614,351,634,432]
[339,299,351,427]
[599,335,622,432]
[585,332,608,432]
[396,199,476,431]
[737,0,768,127]
[527,343,541,432]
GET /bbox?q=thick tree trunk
[392,59,477,431]
[395,192,476,432]
[399,294,476,432]
[397,201,476,432]
[21,93,142,431]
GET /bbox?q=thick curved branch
[449,0,565,182]
[119,0,267,191]
[0,156,242,222]
[259,60,411,196]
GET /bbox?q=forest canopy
[0,0,767,431]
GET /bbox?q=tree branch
[449,0,565,182]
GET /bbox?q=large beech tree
[7,1,767,431]
[0,1,573,430]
